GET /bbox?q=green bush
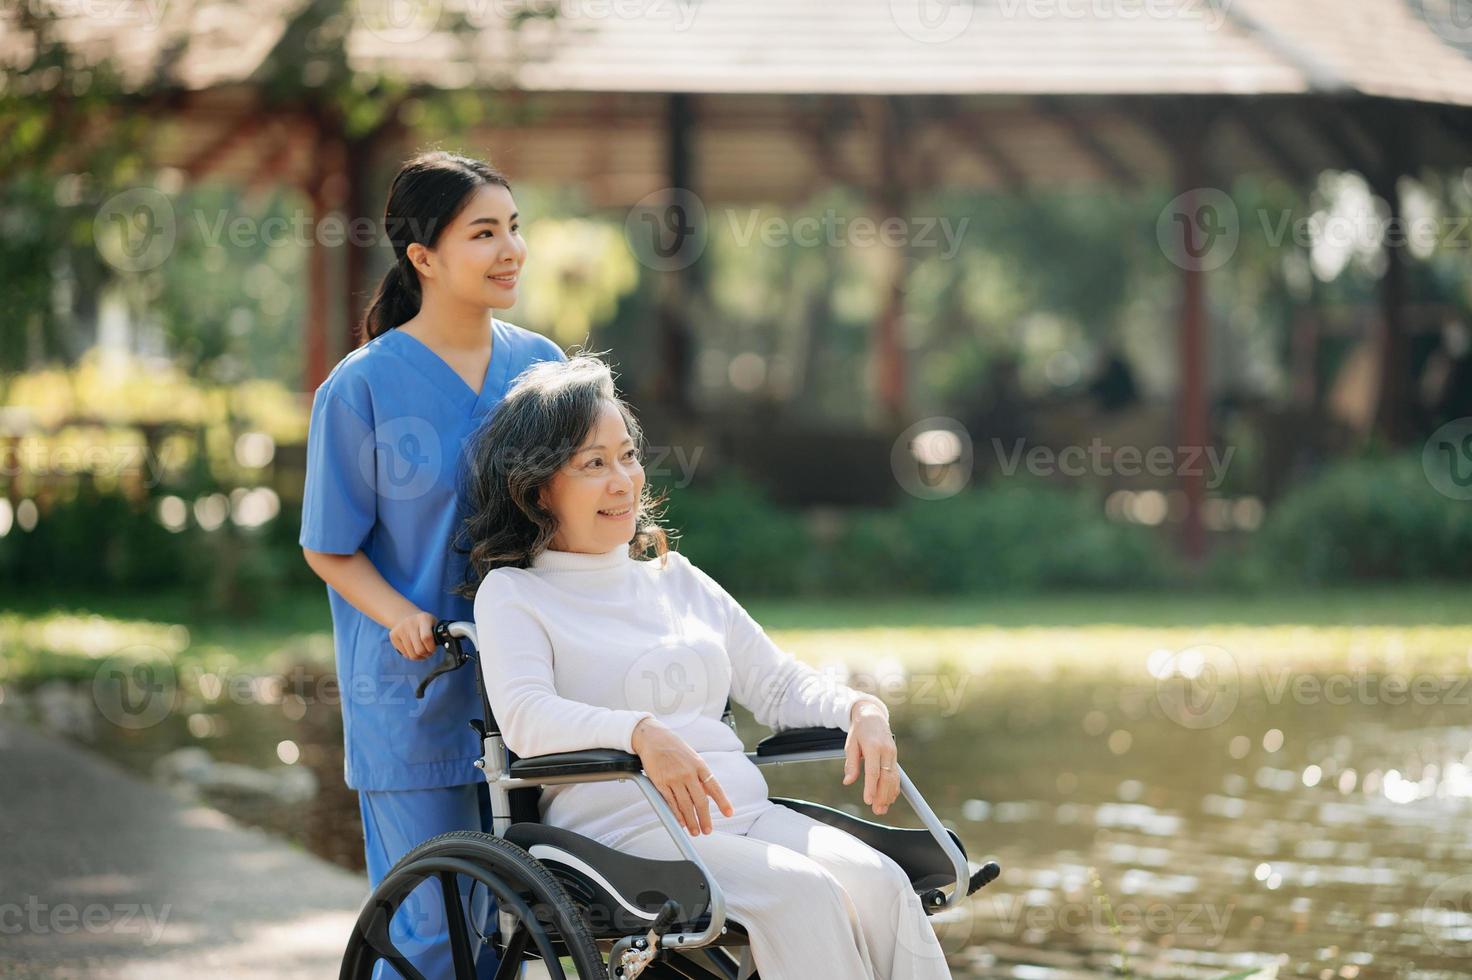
[659,476,1177,596]
[657,478,816,595]
[1250,454,1472,584]
[820,481,1177,595]
[0,485,191,591]
[0,484,314,609]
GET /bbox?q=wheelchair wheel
[340,830,607,980]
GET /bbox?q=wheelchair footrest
[504,823,711,939]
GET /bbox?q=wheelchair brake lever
[414,621,471,699]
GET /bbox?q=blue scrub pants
[359,782,520,979]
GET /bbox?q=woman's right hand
[631,718,734,836]
[389,609,439,661]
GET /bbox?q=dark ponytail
[359,150,512,343]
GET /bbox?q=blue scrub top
[300,319,566,791]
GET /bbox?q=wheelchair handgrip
[968,861,1001,895]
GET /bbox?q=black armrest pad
[755,726,847,757]
[508,749,643,779]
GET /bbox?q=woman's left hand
[842,699,898,817]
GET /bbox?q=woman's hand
[843,699,899,817]
[389,609,439,661]
[631,718,735,836]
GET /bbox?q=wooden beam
[245,119,310,196]
[1127,97,1235,190]
[1226,106,1317,190]
[183,113,268,181]
[1306,100,1382,176]
[932,97,1028,194]
[805,95,871,192]
[1036,96,1142,191]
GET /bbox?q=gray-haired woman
[455,354,953,980]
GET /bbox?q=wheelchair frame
[341,620,999,980]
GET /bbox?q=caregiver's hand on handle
[389,608,439,661]
[631,717,735,836]
[300,549,440,662]
[844,699,899,817]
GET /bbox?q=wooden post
[303,128,348,392]
[654,93,696,414]
[873,97,909,427]
[1370,138,1411,447]
[344,134,373,355]
[304,177,330,393]
[1177,125,1209,565]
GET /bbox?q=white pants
[606,803,953,980]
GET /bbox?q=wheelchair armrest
[754,726,847,759]
[508,749,643,779]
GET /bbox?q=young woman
[300,150,563,978]
[459,355,954,980]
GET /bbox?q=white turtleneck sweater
[472,544,888,847]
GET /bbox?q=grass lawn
[3,584,1471,686]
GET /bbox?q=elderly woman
[457,354,952,980]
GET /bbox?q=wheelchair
[340,621,1000,980]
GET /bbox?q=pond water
[12,652,1472,979]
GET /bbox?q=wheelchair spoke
[374,935,429,980]
[437,871,479,980]
[358,901,431,980]
[492,920,531,980]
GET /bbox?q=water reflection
[12,655,1472,978]
[782,663,1472,979]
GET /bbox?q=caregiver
[299,150,563,975]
